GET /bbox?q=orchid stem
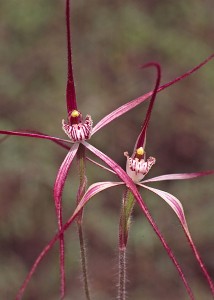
[76,144,91,300]
[118,189,135,300]
[118,247,126,300]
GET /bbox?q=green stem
[76,144,91,300]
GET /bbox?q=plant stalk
[76,144,91,300]
[118,189,135,300]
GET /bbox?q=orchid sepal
[141,170,214,184]
[53,143,80,298]
[92,54,214,135]
[141,184,214,295]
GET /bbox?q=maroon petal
[135,62,161,150]
[65,0,77,113]
[83,141,194,299]
[92,54,214,135]
[53,143,79,298]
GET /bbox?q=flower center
[124,147,156,183]
[62,110,93,142]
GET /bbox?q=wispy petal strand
[53,143,79,298]
[141,184,214,295]
[141,171,214,183]
[141,185,188,228]
[92,54,214,135]
[0,130,71,145]
[16,181,123,300]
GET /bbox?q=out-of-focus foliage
[0,0,213,299]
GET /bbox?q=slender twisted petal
[92,54,214,135]
[135,62,161,150]
[15,181,123,300]
[141,185,188,228]
[82,141,194,299]
[86,156,117,174]
[0,130,71,144]
[141,184,214,295]
[53,143,79,298]
[141,171,214,183]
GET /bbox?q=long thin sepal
[0,129,71,144]
[92,54,214,135]
[66,0,77,112]
[141,171,214,183]
[142,185,214,295]
[86,156,117,174]
[16,181,123,300]
[82,141,194,300]
[54,143,79,298]
[135,62,161,150]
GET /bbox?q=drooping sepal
[62,114,93,142]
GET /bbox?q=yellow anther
[71,110,80,118]
[136,147,144,156]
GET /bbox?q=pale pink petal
[16,180,123,300]
[141,184,214,295]
[141,171,214,183]
[82,141,194,299]
[92,54,214,135]
[53,143,79,297]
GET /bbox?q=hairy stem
[118,248,126,300]
[76,144,91,300]
[118,189,135,299]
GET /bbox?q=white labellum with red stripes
[124,151,156,183]
[62,115,93,142]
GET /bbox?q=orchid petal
[135,62,161,150]
[0,129,71,145]
[82,141,194,299]
[65,0,77,112]
[141,171,214,183]
[86,156,117,174]
[74,181,124,215]
[53,143,79,298]
[141,184,188,228]
[16,181,123,300]
[141,184,214,295]
[92,53,214,135]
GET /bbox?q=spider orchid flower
[1,1,214,299]
[122,63,214,297]
[79,64,214,297]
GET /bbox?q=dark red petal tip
[136,62,161,149]
[66,0,77,113]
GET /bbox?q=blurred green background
[0,0,213,299]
